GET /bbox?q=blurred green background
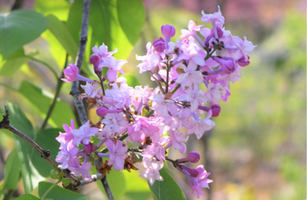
[0,0,305,200]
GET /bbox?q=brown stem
[0,106,59,171]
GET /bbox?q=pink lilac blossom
[105,140,128,171]
[56,6,254,196]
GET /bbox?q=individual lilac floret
[177,151,201,163]
[56,142,79,169]
[201,6,225,40]
[161,24,176,49]
[105,140,128,171]
[71,120,99,146]
[68,157,92,182]
[92,43,118,58]
[188,165,213,198]
[140,157,164,186]
[62,64,94,83]
[56,119,75,144]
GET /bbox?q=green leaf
[47,14,78,60]
[32,128,62,177]
[34,0,71,21]
[16,194,40,200]
[0,48,30,77]
[2,148,20,190]
[38,182,87,200]
[18,81,76,128]
[0,10,48,60]
[117,0,145,45]
[149,168,186,200]
[6,103,44,193]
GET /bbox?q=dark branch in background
[95,159,115,200]
[70,0,91,125]
[68,0,114,198]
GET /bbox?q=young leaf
[38,182,87,200]
[149,168,186,200]
[2,148,20,190]
[0,10,48,60]
[33,128,62,177]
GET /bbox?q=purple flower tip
[187,151,201,163]
[90,54,100,64]
[96,107,108,117]
[211,104,221,117]
[84,142,95,155]
[153,37,166,53]
[161,24,176,38]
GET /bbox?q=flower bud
[181,165,199,177]
[90,54,100,64]
[96,107,108,117]
[161,24,176,38]
[187,151,200,163]
[211,104,221,117]
[236,55,250,67]
[153,37,166,53]
[176,151,200,163]
[84,142,95,155]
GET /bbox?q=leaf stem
[40,180,61,200]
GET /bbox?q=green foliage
[16,194,40,200]
[18,81,76,127]
[0,48,29,77]
[149,168,186,200]
[47,14,78,61]
[38,182,87,200]
[6,103,44,193]
[2,148,20,190]
[0,10,48,60]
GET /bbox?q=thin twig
[41,53,69,129]
[0,106,59,171]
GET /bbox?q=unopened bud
[187,151,200,163]
[90,54,100,64]
[236,55,250,67]
[153,37,165,53]
[161,24,176,38]
[211,104,221,117]
[84,142,95,155]
[96,107,108,117]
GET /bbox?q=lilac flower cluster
[56,7,255,198]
